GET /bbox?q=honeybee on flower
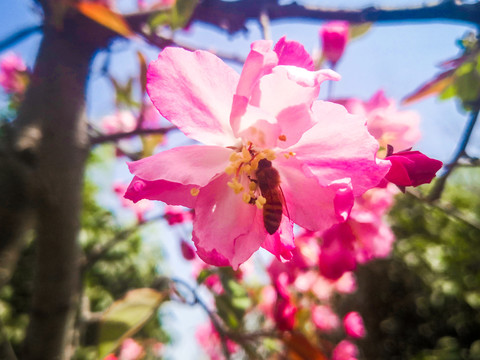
[125,37,391,269]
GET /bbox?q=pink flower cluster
[0,52,27,94]
[126,37,392,269]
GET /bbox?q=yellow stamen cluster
[224,145,278,205]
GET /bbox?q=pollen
[264,149,276,161]
[227,178,244,194]
[255,196,266,209]
[249,181,257,191]
[190,188,200,196]
[284,151,296,159]
[278,134,287,141]
[242,192,251,204]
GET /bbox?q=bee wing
[279,186,291,220]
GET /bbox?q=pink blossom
[196,322,238,360]
[384,147,443,189]
[180,239,196,260]
[319,223,357,280]
[103,355,118,360]
[164,205,192,225]
[274,296,297,331]
[320,21,349,66]
[338,90,421,153]
[0,52,27,94]
[126,37,390,269]
[332,340,359,360]
[118,338,144,360]
[101,111,137,134]
[312,305,340,332]
[114,183,153,222]
[343,311,366,339]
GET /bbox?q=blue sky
[1,1,479,358]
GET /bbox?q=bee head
[257,158,272,169]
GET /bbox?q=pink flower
[0,52,27,94]
[332,340,359,360]
[103,355,118,360]
[312,305,340,332]
[384,147,443,189]
[338,91,421,153]
[274,296,297,331]
[180,239,196,260]
[118,338,144,360]
[343,312,366,339]
[125,37,390,269]
[319,223,357,280]
[101,111,137,134]
[164,205,192,225]
[320,21,349,66]
[196,322,238,360]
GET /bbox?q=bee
[254,158,285,235]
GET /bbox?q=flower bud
[320,21,349,66]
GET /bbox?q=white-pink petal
[128,145,232,186]
[147,47,239,146]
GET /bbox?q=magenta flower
[332,340,359,360]
[320,21,349,66]
[384,147,443,189]
[125,37,390,269]
[343,311,366,339]
[0,52,27,94]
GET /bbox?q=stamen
[255,196,266,209]
[278,134,287,141]
[242,193,251,204]
[249,181,257,191]
[227,178,244,194]
[190,188,200,196]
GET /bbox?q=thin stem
[0,25,42,52]
[259,8,271,41]
[427,107,479,201]
[89,126,177,146]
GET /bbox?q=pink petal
[273,36,315,70]
[250,66,339,117]
[276,156,354,232]
[147,47,239,146]
[319,222,357,280]
[125,176,197,208]
[235,39,277,99]
[128,145,232,186]
[261,217,295,262]
[289,101,391,195]
[192,173,263,269]
[344,311,366,338]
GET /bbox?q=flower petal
[147,47,239,146]
[273,36,315,70]
[276,156,354,232]
[124,176,197,208]
[288,101,391,195]
[193,173,262,269]
[128,145,232,186]
[261,216,295,262]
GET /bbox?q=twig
[89,126,178,146]
[406,188,480,232]
[259,8,271,41]
[81,214,164,272]
[171,278,232,360]
[427,106,480,201]
[0,25,42,53]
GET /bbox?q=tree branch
[427,106,479,201]
[0,25,42,53]
[90,125,177,146]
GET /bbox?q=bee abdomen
[263,198,283,235]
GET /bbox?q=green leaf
[149,0,198,30]
[97,288,166,358]
[349,23,372,41]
